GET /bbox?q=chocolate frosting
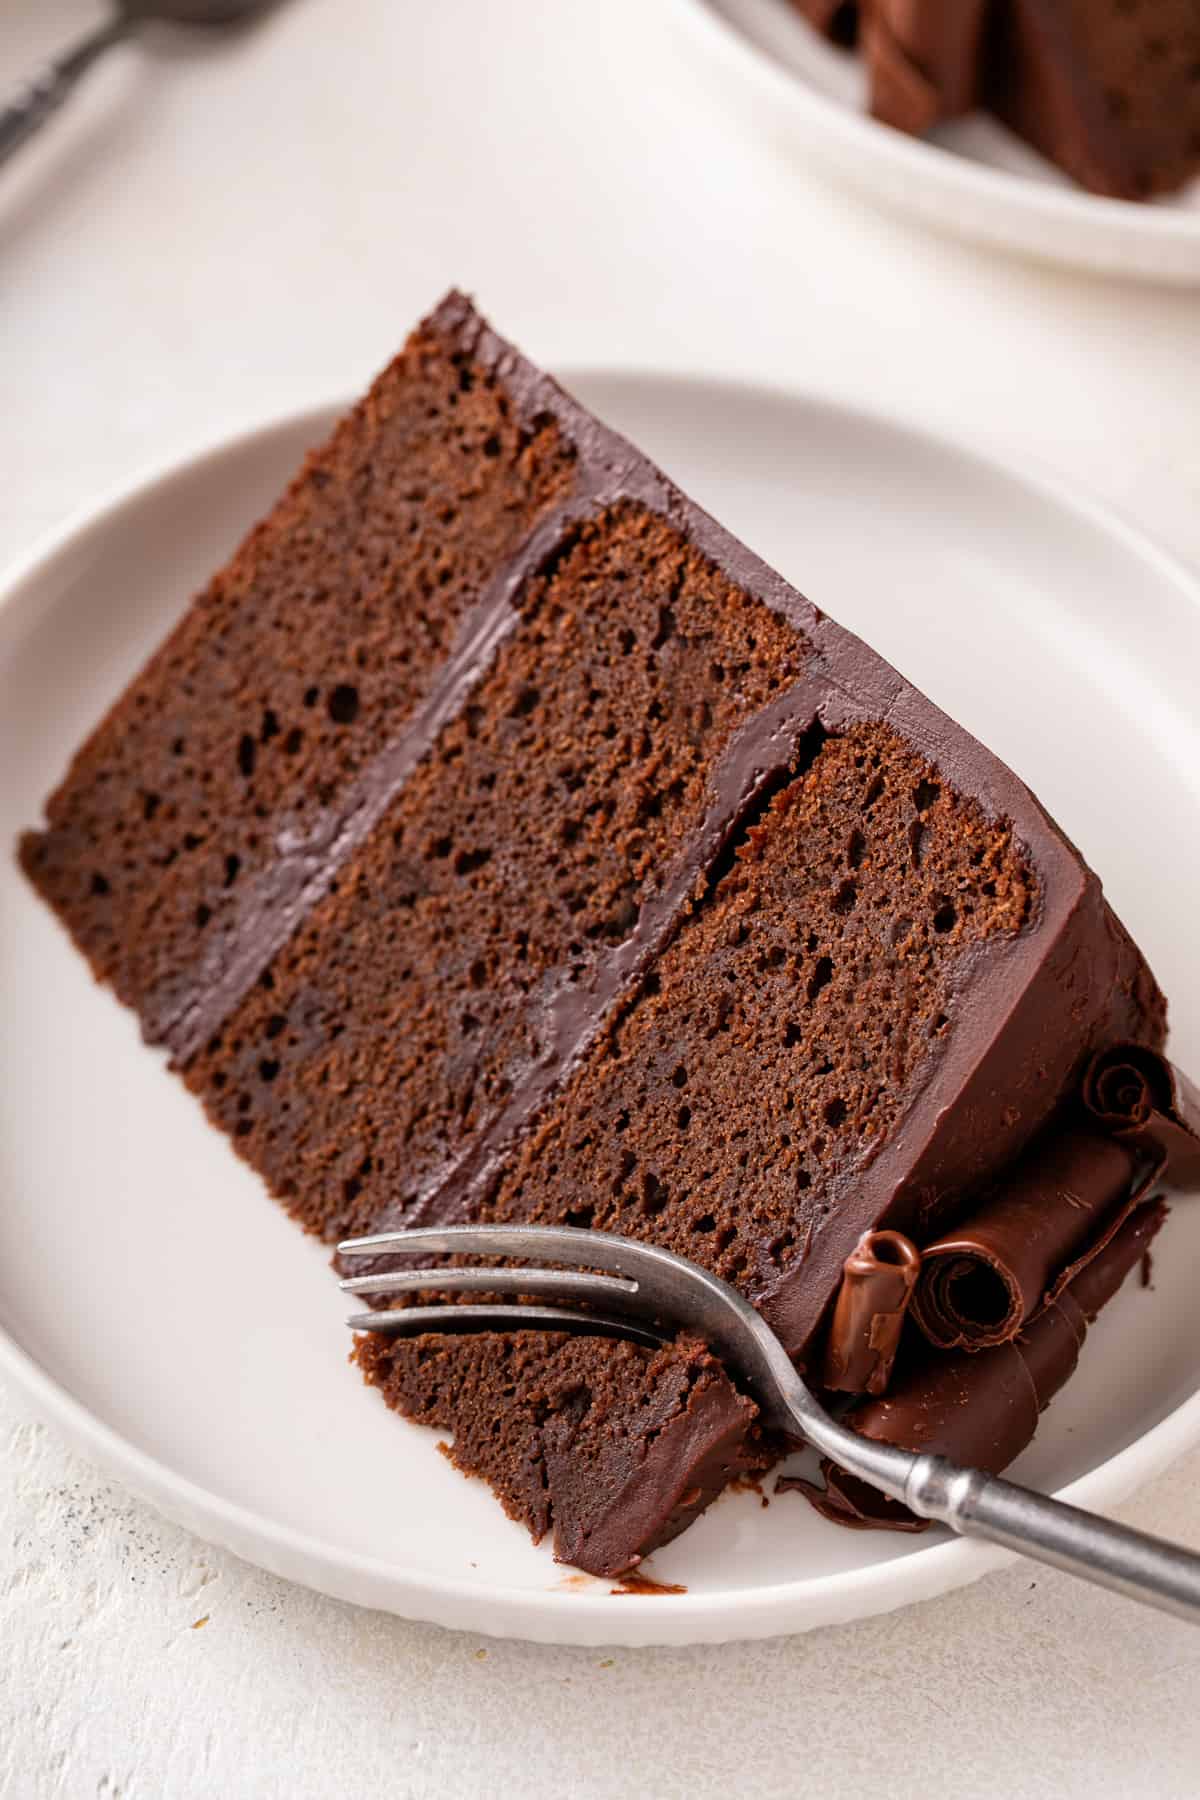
[546,1367,758,1578]
[909,1125,1159,1352]
[1083,1044,1200,1191]
[823,1230,921,1395]
[791,1199,1167,1531]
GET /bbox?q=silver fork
[339,1223,1200,1624]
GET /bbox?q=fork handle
[907,1455,1200,1624]
[0,15,133,170]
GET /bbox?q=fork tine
[338,1225,773,1379]
[338,1223,684,1286]
[340,1265,637,1302]
[345,1302,668,1351]
[338,1224,810,1441]
[338,1224,619,1261]
[337,1226,891,1473]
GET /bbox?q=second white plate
[2,370,1200,1646]
[678,0,1200,283]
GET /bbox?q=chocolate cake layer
[179,502,803,1241]
[20,292,1168,1575]
[20,313,577,1053]
[472,719,1043,1346]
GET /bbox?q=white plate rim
[673,0,1200,283]
[3,372,1200,1647]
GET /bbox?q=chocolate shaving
[864,16,941,136]
[823,1229,921,1395]
[792,1200,1167,1532]
[1083,1044,1200,1188]
[800,1,990,126]
[909,1124,1162,1352]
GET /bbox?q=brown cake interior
[181,503,804,1241]
[20,320,577,1043]
[356,1330,765,1577]
[178,537,1033,1299]
[337,702,1039,1564]
[478,725,1034,1316]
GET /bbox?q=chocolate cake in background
[794,0,1200,200]
[20,293,1182,1577]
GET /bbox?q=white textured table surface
[3,3,1200,1795]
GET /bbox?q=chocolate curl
[1083,1044,1200,1189]
[792,0,990,117]
[822,1230,921,1396]
[790,0,859,40]
[863,14,940,135]
[909,1125,1162,1352]
[785,1200,1167,1533]
[861,1,991,135]
[877,0,991,115]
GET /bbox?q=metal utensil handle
[0,17,132,170]
[908,1455,1200,1624]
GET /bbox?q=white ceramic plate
[2,371,1200,1648]
[677,0,1200,284]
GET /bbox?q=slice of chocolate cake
[795,1,1200,200]
[20,293,1173,1576]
